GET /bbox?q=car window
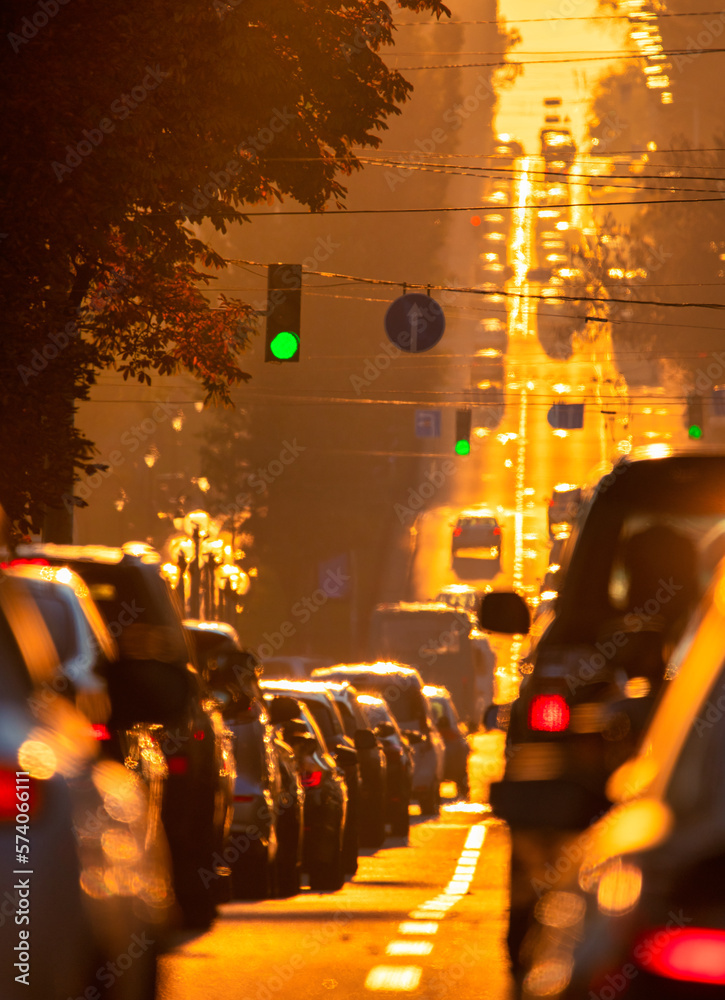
[298,698,340,749]
[336,700,358,737]
[665,658,725,829]
[27,589,78,665]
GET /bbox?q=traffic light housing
[265,263,302,362]
[455,409,472,455]
[686,394,704,439]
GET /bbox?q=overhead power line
[228,259,725,312]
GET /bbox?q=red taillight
[2,558,51,568]
[453,527,462,537]
[193,729,205,741]
[167,757,188,775]
[0,771,17,819]
[493,526,501,535]
[0,772,38,822]
[234,794,254,803]
[91,724,111,741]
[301,770,322,789]
[528,694,570,732]
[637,928,725,984]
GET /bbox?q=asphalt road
[157,734,513,1000]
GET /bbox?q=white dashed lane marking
[364,821,489,991]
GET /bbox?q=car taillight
[91,724,111,741]
[167,757,188,775]
[528,694,570,732]
[193,729,205,741]
[636,928,725,984]
[0,770,38,822]
[493,526,501,535]
[453,527,462,537]
[234,794,254,803]
[301,770,322,789]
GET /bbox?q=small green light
[269,330,299,360]
[455,440,471,456]
[688,424,703,440]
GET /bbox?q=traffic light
[686,394,705,440]
[455,409,472,455]
[265,263,302,362]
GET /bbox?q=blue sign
[547,402,584,429]
[385,293,445,353]
[415,409,442,438]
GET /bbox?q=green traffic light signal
[688,423,703,440]
[455,408,472,455]
[269,330,300,360]
[265,264,302,362]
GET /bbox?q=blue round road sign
[384,293,445,353]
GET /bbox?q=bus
[368,601,496,727]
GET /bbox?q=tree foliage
[0,0,450,531]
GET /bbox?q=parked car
[311,663,444,815]
[263,694,348,891]
[478,450,725,967]
[519,547,725,998]
[195,644,302,900]
[315,680,388,849]
[424,684,470,798]
[260,655,336,679]
[182,618,243,680]
[451,508,502,561]
[6,561,169,830]
[14,542,236,928]
[0,567,171,1000]
[547,482,582,539]
[259,679,359,874]
[356,693,414,836]
[435,584,485,616]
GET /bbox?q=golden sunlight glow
[597,860,643,915]
[18,739,57,779]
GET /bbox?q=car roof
[311,661,422,680]
[15,542,161,565]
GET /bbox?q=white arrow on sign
[407,304,425,353]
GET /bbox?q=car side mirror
[374,722,396,738]
[403,730,423,745]
[353,728,377,751]
[335,745,358,767]
[478,591,531,635]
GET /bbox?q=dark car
[6,562,169,819]
[424,684,470,798]
[0,568,171,1000]
[259,679,360,875]
[451,508,502,560]
[519,549,725,999]
[311,663,444,816]
[317,680,388,849]
[263,694,348,891]
[548,482,582,539]
[356,693,414,837]
[15,542,235,929]
[182,618,242,680]
[478,450,725,968]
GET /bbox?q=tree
[0,0,450,534]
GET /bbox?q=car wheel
[342,816,358,876]
[419,784,440,816]
[390,797,410,838]
[230,849,274,900]
[309,842,344,892]
[359,805,387,849]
